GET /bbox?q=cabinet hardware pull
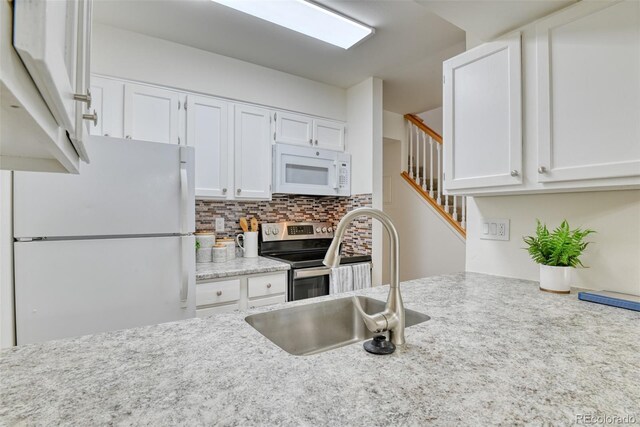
[314,139,318,146]
[538,166,547,174]
[82,110,98,127]
[237,188,241,194]
[104,133,110,137]
[266,283,272,288]
[74,89,92,108]
[216,291,222,296]
[510,170,519,177]
[309,139,313,145]
[222,188,227,194]
[125,135,132,139]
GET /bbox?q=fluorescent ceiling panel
[211,0,374,49]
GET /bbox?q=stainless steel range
[260,221,372,302]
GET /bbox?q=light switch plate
[215,218,225,233]
[480,218,510,241]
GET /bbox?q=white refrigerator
[13,136,196,345]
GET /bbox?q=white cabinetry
[443,33,522,192]
[196,272,286,317]
[274,111,345,151]
[234,105,272,200]
[124,83,181,144]
[89,76,124,138]
[536,0,640,183]
[186,95,230,199]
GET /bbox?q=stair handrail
[404,114,442,144]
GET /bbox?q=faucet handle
[352,296,388,333]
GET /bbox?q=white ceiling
[93,0,466,114]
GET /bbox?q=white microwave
[273,144,351,197]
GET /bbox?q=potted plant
[523,220,595,294]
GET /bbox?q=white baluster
[436,143,442,205]
[415,127,420,186]
[422,132,427,191]
[453,195,458,221]
[409,123,414,178]
[429,137,434,198]
[461,197,467,229]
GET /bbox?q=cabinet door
[536,0,640,183]
[13,0,91,162]
[234,104,272,200]
[123,83,180,144]
[186,95,229,199]
[90,76,124,138]
[274,111,313,146]
[443,33,522,191]
[313,119,345,151]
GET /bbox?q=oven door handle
[294,267,332,279]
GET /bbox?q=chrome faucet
[323,207,405,346]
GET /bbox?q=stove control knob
[272,227,279,235]
[265,229,271,235]
[322,227,327,233]
[316,227,321,233]
[327,227,333,233]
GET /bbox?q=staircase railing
[402,114,466,237]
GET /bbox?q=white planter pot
[539,265,572,294]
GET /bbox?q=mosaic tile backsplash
[196,194,372,255]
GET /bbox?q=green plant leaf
[522,219,595,267]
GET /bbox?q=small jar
[217,238,236,260]
[195,232,216,249]
[196,248,212,263]
[212,244,227,263]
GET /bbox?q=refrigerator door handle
[179,162,188,235]
[180,236,190,307]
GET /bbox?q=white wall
[466,191,640,295]
[0,171,14,347]
[383,139,465,284]
[92,24,347,120]
[417,107,443,136]
[346,77,384,285]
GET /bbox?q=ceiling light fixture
[210,0,375,49]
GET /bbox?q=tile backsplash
[196,194,372,255]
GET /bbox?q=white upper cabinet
[536,0,640,183]
[123,83,180,144]
[234,104,272,200]
[11,0,93,166]
[274,110,345,151]
[274,111,313,146]
[89,76,124,138]
[313,119,345,151]
[186,95,230,199]
[443,33,523,192]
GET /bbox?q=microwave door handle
[333,161,339,190]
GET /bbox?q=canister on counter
[196,248,212,263]
[195,232,216,249]
[212,244,227,263]
[217,238,236,260]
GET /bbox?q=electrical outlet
[480,218,510,241]
[215,218,225,233]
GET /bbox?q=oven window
[285,164,329,186]
[293,275,330,301]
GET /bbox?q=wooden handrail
[404,114,443,144]
[401,171,466,238]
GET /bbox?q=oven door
[273,144,350,196]
[290,267,331,301]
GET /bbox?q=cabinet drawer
[196,303,239,318]
[197,279,240,306]
[248,273,286,298]
[248,295,286,309]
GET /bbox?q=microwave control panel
[338,162,349,189]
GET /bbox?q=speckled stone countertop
[1,273,639,426]
[196,256,290,281]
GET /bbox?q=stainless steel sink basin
[245,296,430,356]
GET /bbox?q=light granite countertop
[1,273,639,426]
[196,256,290,281]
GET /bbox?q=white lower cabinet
[196,271,286,317]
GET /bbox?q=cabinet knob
[314,139,318,146]
[125,135,132,139]
[266,283,272,289]
[222,188,227,194]
[74,89,92,108]
[104,133,110,137]
[216,291,222,296]
[510,170,519,177]
[237,188,241,194]
[309,139,313,146]
[82,110,98,127]
[538,166,547,174]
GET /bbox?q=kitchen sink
[245,296,430,356]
